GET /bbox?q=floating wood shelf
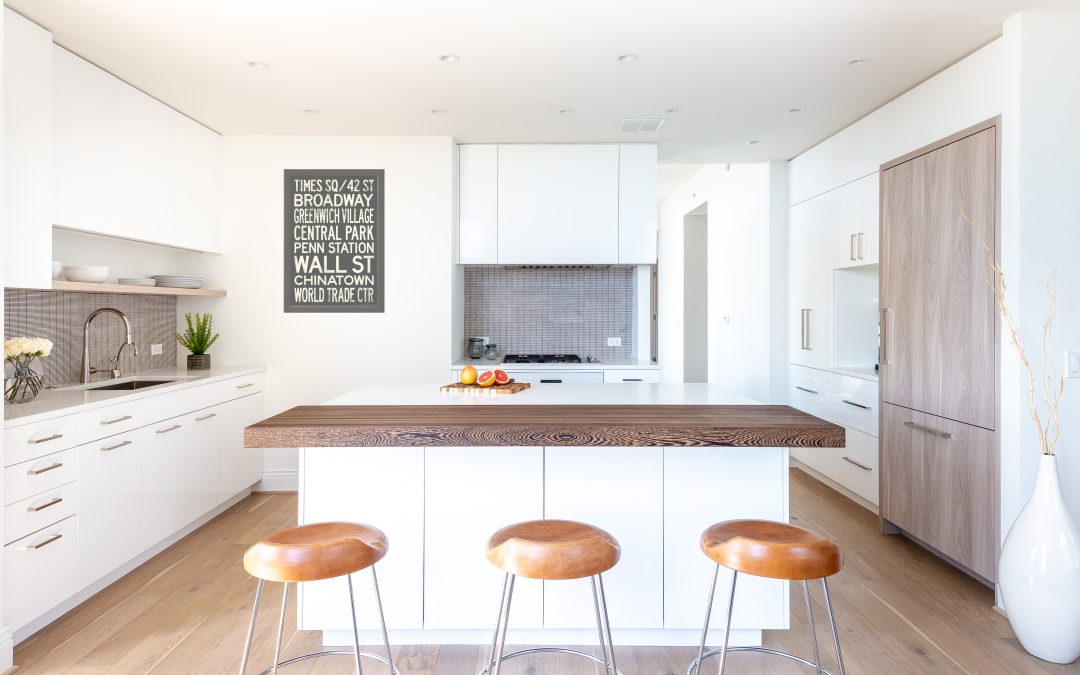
[45,280,227,297]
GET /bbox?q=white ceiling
[6,0,1046,163]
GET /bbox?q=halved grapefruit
[477,370,497,387]
[493,369,510,386]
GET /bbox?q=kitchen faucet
[81,308,139,383]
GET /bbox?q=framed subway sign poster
[284,169,385,313]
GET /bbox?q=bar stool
[239,521,398,675]
[479,519,622,675]
[686,519,845,675]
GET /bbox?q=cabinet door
[881,403,997,580]
[4,9,52,289]
[794,426,879,507]
[544,447,662,628]
[174,113,221,252]
[833,104,894,187]
[188,407,222,515]
[78,431,142,587]
[5,515,77,631]
[788,137,834,205]
[218,393,265,502]
[880,127,996,429]
[788,194,834,368]
[618,144,658,264]
[424,447,543,629]
[141,413,216,547]
[115,81,175,245]
[497,145,619,264]
[53,46,116,234]
[458,144,498,263]
[836,174,879,268]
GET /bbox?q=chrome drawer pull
[101,415,133,425]
[196,413,217,422]
[27,433,63,445]
[27,497,63,513]
[540,379,563,384]
[236,383,255,389]
[27,462,63,476]
[858,232,866,260]
[850,234,857,261]
[903,421,952,439]
[795,386,819,394]
[622,378,643,382]
[102,440,133,452]
[842,456,872,471]
[23,533,62,550]
[842,399,871,410]
[156,424,182,434]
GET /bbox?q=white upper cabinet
[498,144,620,264]
[4,10,53,289]
[115,80,175,246]
[788,137,834,206]
[788,194,835,369]
[173,114,222,252]
[618,144,658,264]
[457,144,498,264]
[835,174,879,268]
[833,104,894,187]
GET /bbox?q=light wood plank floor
[13,470,1078,674]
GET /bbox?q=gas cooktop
[502,354,583,364]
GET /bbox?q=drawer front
[822,374,879,437]
[603,369,661,383]
[797,427,879,506]
[216,372,266,402]
[5,515,77,631]
[77,398,148,444]
[6,481,78,544]
[6,448,78,506]
[504,370,604,384]
[788,365,827,416]
[4,415,80,467]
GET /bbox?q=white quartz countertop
[4,366,266,427]
[451,358,661,371]
[325,382,758,407]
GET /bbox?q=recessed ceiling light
[666,107,681,115]
[747,139,763,145]
[558,108,575,115]
[302,109,320,115]
[430,108,447,115]
[848,57,868,67]
[246,61,269,70]
[788,107,803,113]
[617,53,639,63]
[439,54,461,64]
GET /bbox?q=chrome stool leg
[688,565,720,675]
[596,574,617,673]
[823,578,846,675]
[490,574,515,675]
[717,571,738,674]
[803,580,822,674]
[239,579,265,675]
[346,573,365,675]
[271,582,290,675]
[371,567,396,674]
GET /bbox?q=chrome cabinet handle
[236,383,255,389]
[102,439,132,451]
[842,456,872,471]
[27,497,63,513]
[801,309,812,350]
[622,378,643,382]
[27,462,63,476]
[156,424,182,434]
[196,413,217,421]
[101,415,133,425]
[28,433,63,445]
[879,308,889,365]
[23,533,62,550]
[795,386,819,394]
[850,234,857,261]
[540,379,563,384]
[904,421,952,439]
[858,232,865,260]
[842,399,871,410]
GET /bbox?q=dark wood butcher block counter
[245,403,844,449]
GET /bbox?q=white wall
[658,163,785,403]
[179,136,456,489]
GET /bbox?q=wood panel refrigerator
[879,118,1000,583]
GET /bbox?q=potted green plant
[177,312,219,370]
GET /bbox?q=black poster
[284,169,385,313]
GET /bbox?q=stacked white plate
[153,274,203,289]
[119,277,155,287]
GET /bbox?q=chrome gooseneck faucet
[81,308,139,383]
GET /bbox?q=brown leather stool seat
[700,519,843,581]
[243,521,387,582]
[486,519,620,580]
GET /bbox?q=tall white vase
[999,454,1080,664]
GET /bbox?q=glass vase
[4,363,45,404]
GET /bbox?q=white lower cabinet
[423,447,544,629]
[78,431,142,587]
[218,393,265,501]
[6,515,77,631]
[793,428,879,506]
[141,416,197,547]
[543,447,663,629]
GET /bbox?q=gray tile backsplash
[464,266,633,361]
[4,290,177,387]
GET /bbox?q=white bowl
[62,265,109,283]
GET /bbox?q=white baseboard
[255,470,299,492]
[790,460,879,514]
[322,628,761,648]
[13,489,252,645]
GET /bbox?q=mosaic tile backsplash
[4,290,178,387]
[464,266,633,361]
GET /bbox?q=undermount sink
[60,377,190,392]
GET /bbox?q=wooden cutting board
[440,381,531,395]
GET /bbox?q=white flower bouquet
[4,336,53,403]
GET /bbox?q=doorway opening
[683,203,708,383]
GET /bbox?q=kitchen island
[245,383,843,649]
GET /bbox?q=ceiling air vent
[618,117,667,132]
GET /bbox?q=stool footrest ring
[478,646,623,675]
[255,649,400,675]
[687,646,836,675]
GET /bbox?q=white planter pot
[999,454,1080,664]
